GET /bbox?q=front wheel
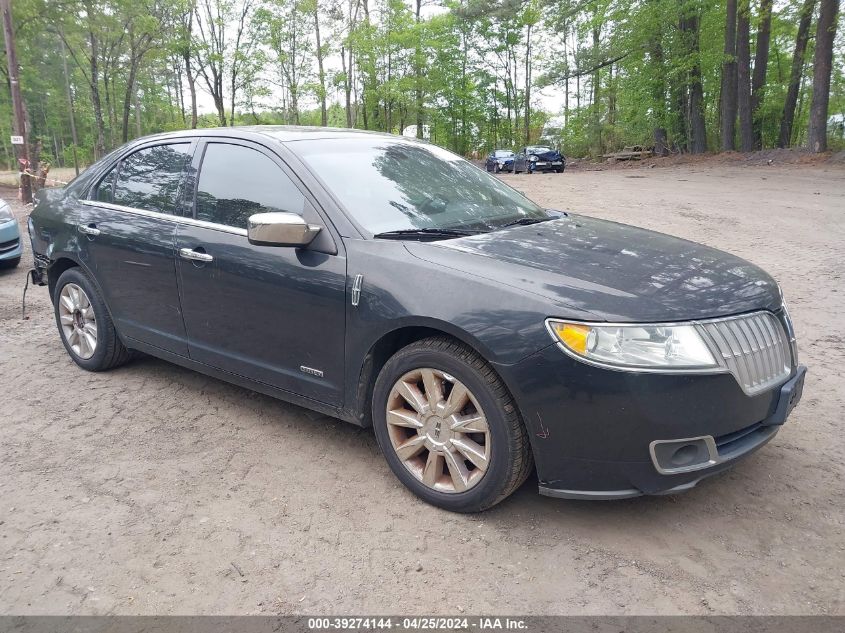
[372,337,533,512]
[53,267,131,371]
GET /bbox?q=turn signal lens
[547,319,717,370]
[549,322,591,354]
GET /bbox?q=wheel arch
[47,254,85,299]
[46,255,126,346]
[352,319,506,428]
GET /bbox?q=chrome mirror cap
[247,212,321,247]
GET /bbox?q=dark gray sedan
[27,127,805,512]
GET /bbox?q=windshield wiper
[497,217,555,229]
[373,228,479,240]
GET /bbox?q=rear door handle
[179,248,213,263]
[78,224,101,236]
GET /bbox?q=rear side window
[112,143,191,215]
[195,143,305,228]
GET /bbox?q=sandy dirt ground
[0,162,843,616]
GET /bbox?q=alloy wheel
[58,283,98,360]
[386,368,491,493]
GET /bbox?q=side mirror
[247,212,322,247]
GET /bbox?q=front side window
[113,143,191,215]
[195,143,305,228]
[293,138,545,235]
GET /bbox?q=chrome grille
[696,312,792,396]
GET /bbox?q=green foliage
[0,0,841,171]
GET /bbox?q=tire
[494,164,501,174]
[53,267,131,372]
[556,166,565,173]
[372,336,533,512]
[0,256,20,269]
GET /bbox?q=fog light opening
[670,443,700,467]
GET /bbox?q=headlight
[546,320,718,370]
[0,202,13,222]
[497,161,506,167]
[529,156,538,162]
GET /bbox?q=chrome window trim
[80,199,248,237]
[545,310,794,395]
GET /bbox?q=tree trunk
[807,0,839,152]
[591,23,601,154]
[649,7,666,154]
[778,0,815,147]
[720,0,738,151]
[736,0,753,151]
[751,0,773,147]
[82,1,106,157]
[1,0,32,202]
[134,91,142,138]
[186,58,198,129]
[524,23,532,146]
[314,2,327,126]
[121,40,139,143]
[682,9,707,154]
[414,0,423,138]
[563,21,569,126]
[59,31,80,176]
[342,45,352,127]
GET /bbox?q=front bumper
[496,341,806,500]
[0,219,22,260]
[529,159,564,171]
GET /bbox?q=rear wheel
[53,267,131,371]
[373,337,532,512]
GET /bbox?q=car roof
[128,125,405,145]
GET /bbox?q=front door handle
[179,248,213,263]
[78,224,101,237]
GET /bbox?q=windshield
[493,150,513,158]
[526,146,553,153]
[294,138,547,235]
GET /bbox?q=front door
[175,140,347,406]
[78,141,195,355]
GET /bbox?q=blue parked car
[522,145,565,173]
[0,199,21,268]
[484,150,526,174]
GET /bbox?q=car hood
[527,149,562,161]
[405,214,781,322]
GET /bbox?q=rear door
[79,141,195,355]
[175,139,347,406]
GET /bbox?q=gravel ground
[0,162,843,616]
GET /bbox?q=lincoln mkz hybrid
[27,127,806,512]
